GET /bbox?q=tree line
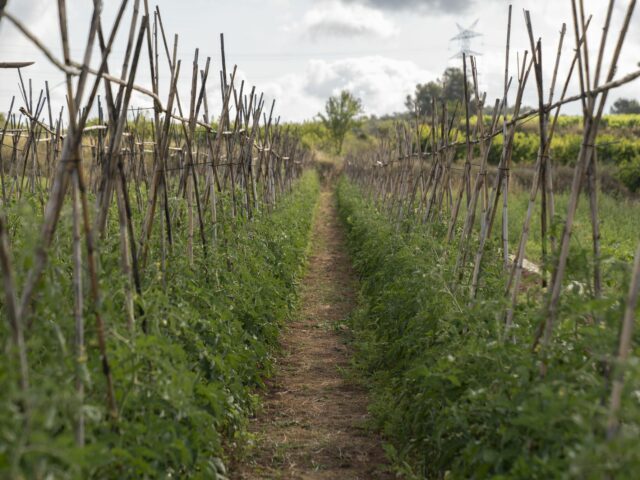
[316,65,640,157]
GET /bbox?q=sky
[0,0,639,123]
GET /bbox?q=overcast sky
[0,0,639,122]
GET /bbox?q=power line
[450,19,483,59]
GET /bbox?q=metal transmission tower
[450,19,482,59]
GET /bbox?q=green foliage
[318,90,363,154]
[405,114,640,167]
[406,81,442,116]
[440,67,469,107]
[336,177,640,479]
[555,115,583,129]
[79,117,219,142]
[287,120,330,151]
[604,114,640,129]
[611,98,640,115]
[0,172,320,478]
[504,189,640,266]
[616,156,640,193]
[487,131,540,164]
[406,67,473,117]
[485,132,640,166]
[553,114,640,130]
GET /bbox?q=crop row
[0,172,319,478]
[337,177,640,478]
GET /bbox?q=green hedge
[464,114,640,131]
[617,156,640,192]
[0,171,319,478]
[337,177,640,479]
[485,133,640,166]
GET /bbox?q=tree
[405,66,473,117]
[405,81,442,117]
[318,90,363,154]
[441,67,468,106]
[610,97,640,114]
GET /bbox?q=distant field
[501,188,640,264]
[296,114,640,174]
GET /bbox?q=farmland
[0,2,321,477]
[336,1,640,476]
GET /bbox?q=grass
[502,187,640,264]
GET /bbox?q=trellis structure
[344,0,640,438]
[0,0,310,448]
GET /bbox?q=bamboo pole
[71,170,85,446]
[607,242,640,439]
[536,0,637,358]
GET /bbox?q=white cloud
[343,0,474,14]
[258,56,435,121]
[2,0,638,123]
[298,1,398,39]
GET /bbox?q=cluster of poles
[344,0,640,439]
[0,0,309,445]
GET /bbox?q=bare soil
[233,190,392,480]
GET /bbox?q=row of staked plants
[0,171,319,478]
[428,131,640,170]
[337,177,640,479]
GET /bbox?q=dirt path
[234,190,391,479]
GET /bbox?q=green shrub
[485,132,640,166]
[616,156,640,193]
[0,172,319,478]
[337,176,640,479]
[604,114,640,128]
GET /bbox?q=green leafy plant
[318,91,364,154]
[0,172,320,478]
[336,176,640,479]
[616,156,640,193]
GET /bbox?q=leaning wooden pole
[607,242,640,439]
